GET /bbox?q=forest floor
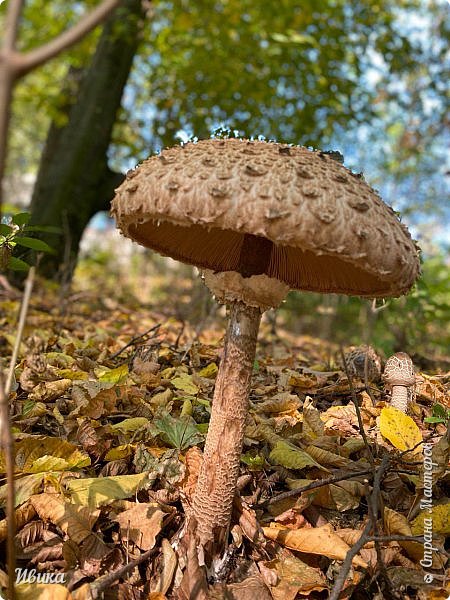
[0,277,449,600]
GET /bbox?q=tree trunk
[28,0,142,280]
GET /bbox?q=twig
[16,0,121,76]
[109,323,161,360]
[256,467,373,509]
[89,545,159,598]
[5,267,35,395]
[0,266,35,599]
[329,455,391,600]
[0,372,15,600]
[340,346,375,466]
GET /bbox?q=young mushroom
[383,352,416,413]
[111,138,420,556]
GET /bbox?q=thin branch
[0,371,15,600]
[5,267,36,395]
[16,0,121,76]
[329,455,391,600]
[109,323,162,360]
[256,467,373,509]
[340,346,375,466]
[2,0,25,52]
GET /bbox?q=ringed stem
[192,301,261,551]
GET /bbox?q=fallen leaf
[30,493,99,544]
[113,503,165,550]
[261,549,328,599]
[262,523,367,568]
[379,406,423,453]
[171,373,199,395]
[411,503,450,536]
[0,436,91,474]
[269,441,327,471]
[67,472,149,508]
[151,538,177,594]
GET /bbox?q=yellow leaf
[379,406,422,453]
[263,524,367,568]
[15,584,70,599]
[171,373,199,395]
[411,503,450,536]
[54,368,89,380]
[96,363,129,383]
[67,472,149,508]
[105,444,134,461]
[0,436,90,474]
[111,417,149,432]
[269,441,327,471]
[197,363,218,378]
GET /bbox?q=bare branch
[5,267,36,395]
[16,0,121,76]
[1,0,25,52]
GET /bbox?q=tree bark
[192,301,261,553]
[28,0,142,280]
[0,0,120,215]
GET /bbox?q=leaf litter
[0,286,449,599]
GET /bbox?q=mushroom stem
[390,385,410,413]
[192,300,261,550]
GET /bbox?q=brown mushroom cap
[111,138,420,297]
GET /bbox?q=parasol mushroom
[111,138,420,553]
[383,352,416,413]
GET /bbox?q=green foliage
[153,411,204,450]
[424,404,450,426]
[0,212,58,272]
[282,252,450,359]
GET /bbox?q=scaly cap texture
[111,138,421,298]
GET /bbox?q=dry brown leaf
[210,575,272,600]
[113,503,165,550]
[0,500,36,542]
[302,396,324,438]
[383,507,431,565]
[256,392,301,414]
[304,444,351,468]
[262,523,367,568]
[28,378,72,402]
[30,493,99,544]
[260,549,328,600]
[274,508,308,529]
[151,538,177,595]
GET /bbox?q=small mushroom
[111,139,420,555]
[343,345,382,383]
[383,352,416,413]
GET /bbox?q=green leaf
[7,256,30,271]
[24,224,63,234]
[14,236,54,253]
[269,441,326,471]
[12,212,31,226]
[0,224,13,236]
[154,412,203,450]
[67,472,149,508]
[424,416,446,424]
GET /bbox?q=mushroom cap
[383,352,416,386]
[111,138,420,298]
